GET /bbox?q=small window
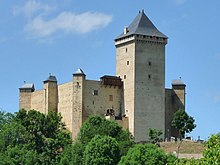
[124,75,126,79]
[93,90,98,95]
[125,48,127,53]
[148,74,151,80]
[109,95,113,101]
[127,61,129,65]
[148,61,151,66]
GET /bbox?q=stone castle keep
[19,11,186,142]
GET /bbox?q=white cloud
[25,11,112,38]
[13,0,55,19]
[13,1,112,39]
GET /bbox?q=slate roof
[44,75,57,83]
[19,83,35,91]
[115,10,167,40]
[73,68,85,76]
[172,79,185,86]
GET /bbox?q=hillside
[160,141,204,154]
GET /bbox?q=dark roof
[44,75,57,83]
[100,75,121,80]
[115,10,167,40]
[73,68,86,76]
[19,83,35,91]
[172,79,185,86]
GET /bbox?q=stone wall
[31,90,45,113]
[83,80,123,119]
[58,82,73,132]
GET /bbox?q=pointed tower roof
[73,68,86,76]
[43,75,57,83]
[19,83,35,92]
[115,10,167,40]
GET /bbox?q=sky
[1,0,220,140]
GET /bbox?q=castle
[19,10,186,142]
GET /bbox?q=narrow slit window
[148,61,151,66]
[124,75,126,79]
[148,74,151,80]
[127,61,129,65]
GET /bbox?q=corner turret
[19,83,35,110]
[43,75,58,113]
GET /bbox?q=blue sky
[1,0,220,140]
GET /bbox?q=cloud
[13,0,55,20]
[25,12,113,38]
[13,0,112,40]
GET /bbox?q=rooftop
[172,79,185,86]
[44,75,57,83]
[73,68,85,76]
[115,10,167,40]
[19,83,35,91]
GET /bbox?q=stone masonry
[19,11,186,142]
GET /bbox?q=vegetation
[172,109,196,138]
[119,143,176,165]
[0,109,71,164]
[83,135,120,165]
[148,128,163,144]
[1,109,220,164]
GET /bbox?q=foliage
[118,143,176,165]
[83,135,120,165]
[173,158,206,165]
[148,128,163,144]
[0,111,14,131]
[59,142,85,165]
[0,145,39,165]
[78,116,134,155]
[172,109,196,138]
[0,109,72,164]
[203,133,220,164]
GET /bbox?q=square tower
[115,10,168,142]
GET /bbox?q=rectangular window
[127,61,129,65]
[93,90,98,95]
[124,75,126,79]
[109,95,113,101]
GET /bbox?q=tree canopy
[119,143,176,165]
[172,109,196,138]
[0,109,71,164]
[83,135,120,165]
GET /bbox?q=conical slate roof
[115,10,167,40]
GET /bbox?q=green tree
[59,142,85,165]
[78,116,134,155]
[203,133,220,164]
[0,109,72,164]
[83,135,120,165]
[148,128,163,144]
[172,109,196,138]
[119,143,176,165]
